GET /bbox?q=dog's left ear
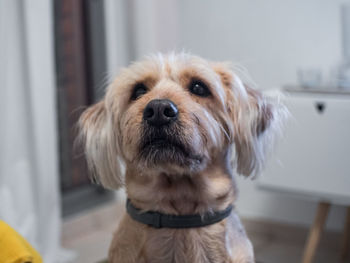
[77,100,124,189]
[213,63,286,178]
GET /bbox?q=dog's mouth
[142,137,187,155]
[139,126,202,166]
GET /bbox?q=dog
[78,53,285,263]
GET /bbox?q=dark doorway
[54,0,113,217]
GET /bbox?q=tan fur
[78,53,286,263]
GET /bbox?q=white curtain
[0,0,64,262]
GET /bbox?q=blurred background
[1,0,350,262]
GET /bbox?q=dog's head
[78,53,285,189]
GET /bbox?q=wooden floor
[62,201,349,263]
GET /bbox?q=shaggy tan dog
[78,53,285,263]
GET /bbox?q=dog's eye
[189,80,211,97]
[131,83,148,100]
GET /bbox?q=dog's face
[78,53,283,189]
[112,54,231,174]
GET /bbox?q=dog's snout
[143,99,178,126]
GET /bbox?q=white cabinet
[259,90,350,205]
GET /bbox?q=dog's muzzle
[139,99,202,166]
[140,99,185,163]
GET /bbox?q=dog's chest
[142,226,229,263]
[151,174,233,214]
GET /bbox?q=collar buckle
[152,212,162,228]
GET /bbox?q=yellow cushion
[0,220,42,263]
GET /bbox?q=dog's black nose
[143,99,178,126]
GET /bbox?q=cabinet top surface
[284,86,350,96]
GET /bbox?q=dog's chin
[138,138,203,172]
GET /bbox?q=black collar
[126,199,233,229]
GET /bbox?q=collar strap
[126,199,233,229]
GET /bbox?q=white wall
[112,0,349,230]
[177,0,345,90]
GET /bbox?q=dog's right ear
[77,100,123,189]
[212,62,287,178]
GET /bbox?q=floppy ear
[77,100,123,189]
[213,63,286,178]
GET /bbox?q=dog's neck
[125,157,236,216]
